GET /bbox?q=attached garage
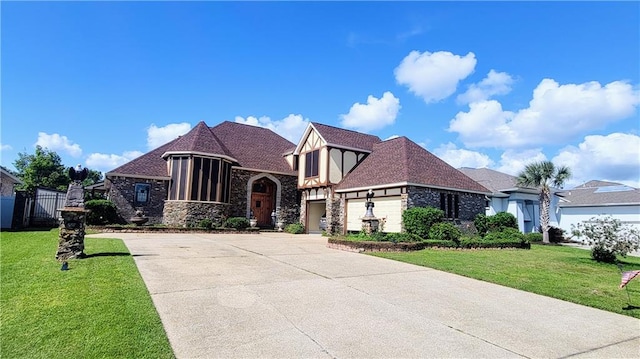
[306,200,326,233]
[346,196,402,233]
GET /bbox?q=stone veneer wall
[107,176,168,225]
[229,169,299,225]
[406,185,485,221]
[163,200,228,227]
[325,188,344,235]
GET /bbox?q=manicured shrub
[459,237,530,249]
[428,222,462,243]
[548,226,565,243]
[85,199,120,225]
[223,217,250,230]
[524,232,543,242]
[474,213,488,236]
[484,227,525,242]
[285,223,305,234]
[487,212,518,232]
[402,206,444,239]
[198,218,213,229]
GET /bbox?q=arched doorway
[250,177,276,227]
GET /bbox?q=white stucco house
[555,180,640,233]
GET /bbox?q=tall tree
[13,146,70,194]
[516,161,571,244]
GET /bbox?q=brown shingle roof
[107,140,175,178]
[311,122,381,152]
[335,137,489,193]
[107,121,296,177]
[458,167,521,193]
[162,121,232,159]
[210,121,296,174]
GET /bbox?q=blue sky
[2,1,639,188]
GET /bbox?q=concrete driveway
[91,232,640,358]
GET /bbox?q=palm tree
[516,161,571,244]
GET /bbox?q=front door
[250,178,275,227]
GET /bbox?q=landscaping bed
[327,237,530,252]
[91,225,261,234]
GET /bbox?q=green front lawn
[372,244,640,318]
[1,230,174,358]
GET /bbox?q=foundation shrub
[223,217,250,230]
[428,222,462,244]
[85,200,120,225]
[402,206,444,239]
[285,223,305,234]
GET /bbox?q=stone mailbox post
[56,165,90,264]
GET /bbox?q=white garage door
[346,196,402,233]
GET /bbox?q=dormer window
[305,150,319,178]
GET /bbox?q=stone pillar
[56,169,89,261]
[56,208,87,260]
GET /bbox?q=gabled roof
[107,121,296,178]
[557,181,640,207]
[162,121,234,161]
[335,137,490,194]
[294,122,381,154]
[1,166,22,184]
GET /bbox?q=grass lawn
[371,244,640,319]
[1,230,174,358]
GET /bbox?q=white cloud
[147,123,192,150]
[86,151,144,173]
[340,91,400,132]
[449,79,640,148]
[0,143,12,151]
[34,132,82,157]
[433,142,494,169]
[235,114,310,143]
[496,149,547,176]
[553,133,640,188]
[394,50,476,103]
[457,69,514,104]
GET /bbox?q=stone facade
[163,200,229,227]
[405,185,485,221]
[106,176,168,225]
[325,188,344,235]
[229,169,299,225]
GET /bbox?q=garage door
[346,196,402,233]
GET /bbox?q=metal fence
[11,190,67,228]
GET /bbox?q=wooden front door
[250,178,275,227]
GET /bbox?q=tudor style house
[105,121,490,233]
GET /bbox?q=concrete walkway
[90,232,640,358]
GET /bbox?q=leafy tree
[13,146,69,194]
[572,216,640,263]
[516,161,571,244]
[83,169,103,187]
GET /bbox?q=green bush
[402,206,444,239]
[524,232,543,242]
[285,223,305,234]
[487,212,518,232]
[223,217,250,230]
[484,227,525,242]
[85,200,120,225]
[474,214,488,236]
[198,218,213,229]
[548,226,565,243]
[459,237,530,249]
[385,232,422,243]
[572,215,640,263]
[428,222,462,243]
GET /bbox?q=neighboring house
[106,121,490,233]
[556,180,640,233]
[458,167,549,233]
[1,167,22,229]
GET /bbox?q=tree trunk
[540,189,551,244]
